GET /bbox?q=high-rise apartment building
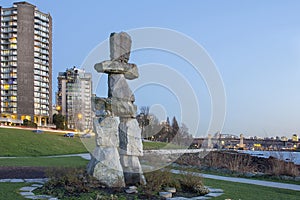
[0,2,52,126]
[56,67,92,131]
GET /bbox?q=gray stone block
[108,74,134,101]
[159,191,172,198]
[110,32,132,62]
[94,117,119,147]
[110,99,137,118]
[20,192,34,196]
[87,146,125,187]
[94,61,139,80]
[119,118,143,156]
[20,187,37,192]
[120,155,146,185]
[10,179,24,183]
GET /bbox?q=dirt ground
[0,167,48,179]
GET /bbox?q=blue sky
[2,0,300,138]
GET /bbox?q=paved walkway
[171,169,300,191]
[0,153,91,160]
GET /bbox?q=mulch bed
[0,167,48,179]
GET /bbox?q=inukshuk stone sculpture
[87,32,146,187]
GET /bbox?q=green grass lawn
[0,183,30,200]
[170,165,300,186]
[0,156,89,167]
[203,178,300,200]
[143,140,187,150]
[0,127,88,157]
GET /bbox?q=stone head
[110,32,132,63]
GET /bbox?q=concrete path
[171,169,300,191]
[0,153,91,160]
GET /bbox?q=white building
[56,67,92,131]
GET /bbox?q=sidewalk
[0,153,91,160]
[171,169,300,191]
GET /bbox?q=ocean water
[239,150,300,165]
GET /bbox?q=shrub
[143,169,180,195]
[41,168,104,198]
[178,171,209,195]
[23,119,37,128]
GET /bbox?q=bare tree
[137,106,150,138]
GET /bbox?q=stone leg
[120,155,146,185]
[87,147,125,187]
[119,118,145,185]
[87,117,125,187]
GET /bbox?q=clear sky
[2,0,300,138]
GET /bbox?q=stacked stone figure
[87,32,146,187]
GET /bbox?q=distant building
[0,2,52,126]
[281,136,288,142]
[292,134,298,142]
[56,67,92,131]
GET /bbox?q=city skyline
[1,1,300,137]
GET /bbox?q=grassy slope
[204,178,300,200]
[0,156,89,167]
[0,127,87,157]
[0,127,188,157]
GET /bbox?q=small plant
[143,169,178,194]
[178,171,209,195]
[41,168,104,198]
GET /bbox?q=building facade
[56,67,92,131]
[0,2,52,126]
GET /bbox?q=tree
[53,114,67,130]
[23,119,37,128]
[137,106,150,138]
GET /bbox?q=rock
[120,155,146,185]
[34,195,53,199]
[205,192,224,197]
[19,187,37,192]
[94,117,119,147]
[108,74,134,101]
[193,185,210,195]
[159,191,172,198]
[125,188,138,194]
[110,32,132,62]
[31,184,43,188]
[110,99,137,117]
[94,61,139,80]
[10,179,24,183]
[244,172,255,177]
[124,63,139,80]
[165,187,176,193]
[23,196,38,199]
[206,188,223,193]
[87,146,125,187]
[280,175,294,181]
[20,192,34,196]
[24,178,48,183]
[129,186,138,190]
[119,118,143,156]
[92,97,107,113]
